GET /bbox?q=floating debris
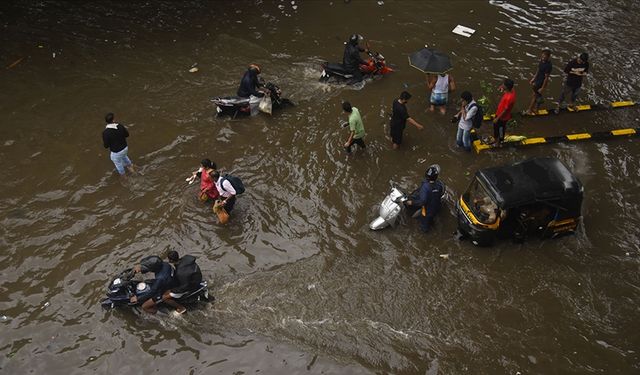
[452,25,476,37]
[189,67,199,73]
[6,57,24,69]
[439,254,450,259]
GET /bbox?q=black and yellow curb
[482,100,635,121]
[473,127,639,153]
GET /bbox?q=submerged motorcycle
[100,268,210,311]
[319,50,393,85]
[211,82,293,118]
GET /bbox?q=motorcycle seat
[325,63,350,74]
[211,96,251,106]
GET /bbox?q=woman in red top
[197,159,219,201]
[493,78,516,144]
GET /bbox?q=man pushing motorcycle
[405,165,445,233]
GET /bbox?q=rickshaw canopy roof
[476,157,583,209]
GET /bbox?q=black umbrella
[408,48,453,74]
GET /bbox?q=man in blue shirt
[405,165,445,232]
[129,256,174,314]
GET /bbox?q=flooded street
[1,1,639,373]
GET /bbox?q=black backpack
[221,174,245,195]
[470,103,484,129]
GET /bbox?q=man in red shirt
[492,78,516,144]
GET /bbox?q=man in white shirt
[213,171,237,212]
[455,91,478,152]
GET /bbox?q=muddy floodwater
[1,1,639,374]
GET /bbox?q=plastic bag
[249,95,261,116]
[259,95,272,115]
[213,200,229,224]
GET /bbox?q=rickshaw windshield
[463,178,501,225]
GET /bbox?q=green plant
[477,80,495,113]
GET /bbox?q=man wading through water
[342,101,366,154]
[102,112,136,178]
[389,91,424,149]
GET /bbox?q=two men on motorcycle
[405,165,445,233]
[130,252,202,315]
[342,34,368,83]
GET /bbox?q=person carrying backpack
[454,91,479,152]
[213,170,241,213]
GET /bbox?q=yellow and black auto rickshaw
[457,157,583,246]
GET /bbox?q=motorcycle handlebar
[119,268,136,281]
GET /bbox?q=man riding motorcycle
[405,165,445,233]
[162,251,203,315]
[342,34,368,82]
[129,255,174,314]
[237,64,269,98]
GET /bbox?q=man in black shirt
[237,64,268,98]
[102,112,135,176]
[162,250,203,315]
[555,52,589,113]
[342,34,367,83]
[389,91,424,149]
[525,49,552,115]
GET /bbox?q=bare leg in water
[162,291,186,314]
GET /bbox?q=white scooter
[369,184,412,230]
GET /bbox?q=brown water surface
[1,1,639,374]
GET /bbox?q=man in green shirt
[342,101,366,153]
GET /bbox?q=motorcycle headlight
[136,282,148,291]
[112,278,122,287]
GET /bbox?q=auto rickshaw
[456,157,583,246]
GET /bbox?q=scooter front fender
[369,216,389,230]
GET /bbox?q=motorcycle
[211,82,293,118]
[370,175,448,231]
[369,184,412,230]
[319,50,393,85]
[100,268,211,311]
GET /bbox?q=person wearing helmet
[405,165,445,232]
[342,34,368,82]
[129,255,174,314]
[237,64,269,98]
